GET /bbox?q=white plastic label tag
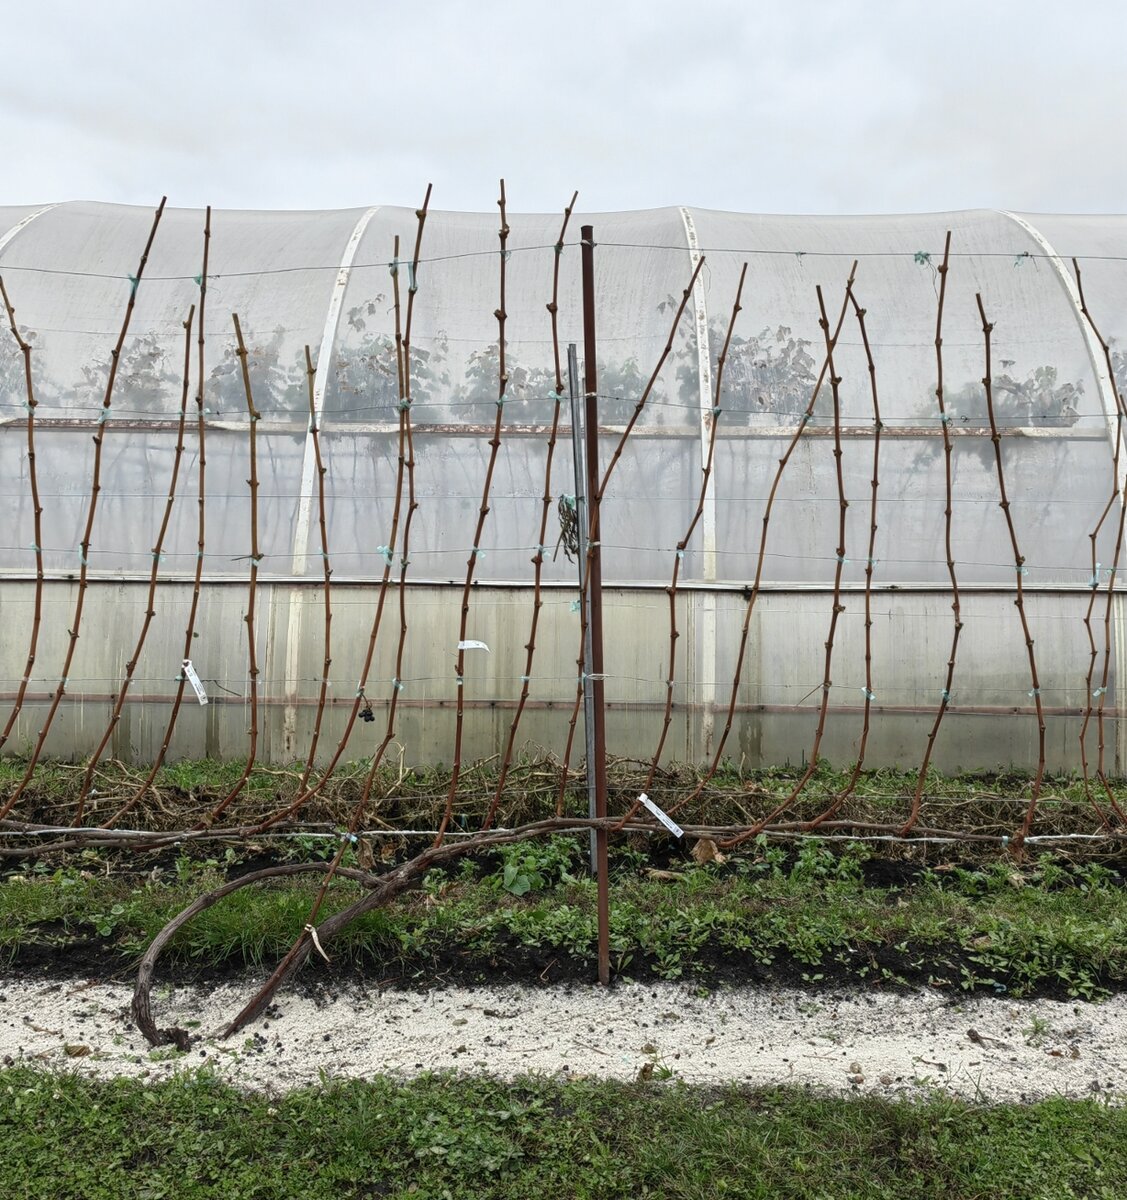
[457,640,491,652]
[638,792,683,838]
[182,659,208,705]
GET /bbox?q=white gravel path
[2,976,1124,1103]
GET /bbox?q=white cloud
[0,0,1122,214]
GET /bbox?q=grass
[2,839,1125,998]
[2,1067,1124,1199]
[3,776,1126,1198]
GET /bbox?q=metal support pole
[581,225,611,988]
[567,343,599,878]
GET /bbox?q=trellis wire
[0,216,1125,860]
[202,312,263,823]
[902,232,959,836]
[75,306,195,813]
[108,206,212,828]
[1072,258,1127,825]
[0,197,167,821]
[482,191,578,833]
[439,180,512,843]
[0,275,46,756]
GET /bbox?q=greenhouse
[1,198,1126,787]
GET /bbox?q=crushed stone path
[2,976,1124,1103]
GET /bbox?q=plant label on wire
[181,659,209,705]
[638,792,683,839]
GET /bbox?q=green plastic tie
[913,251,931,266]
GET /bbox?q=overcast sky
[3,0,1122,216]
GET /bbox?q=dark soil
[6,920,1119,1006]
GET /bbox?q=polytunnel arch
[0,199,1126,783]
[997,208,1123,488]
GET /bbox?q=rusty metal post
[581,225,611,987]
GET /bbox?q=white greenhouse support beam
[0,205,57,433]
[998,211,1127,772]
[283,205,381,758]
[291,205,383,575]
[997,211,1124,495]
[0,204,60,258]
[679,206,718,755]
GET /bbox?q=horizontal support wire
[2,214,1126,870]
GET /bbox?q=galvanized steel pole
[567,343,599,878]
[581,225,611,987]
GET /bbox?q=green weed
[2,1068,1126,1199]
